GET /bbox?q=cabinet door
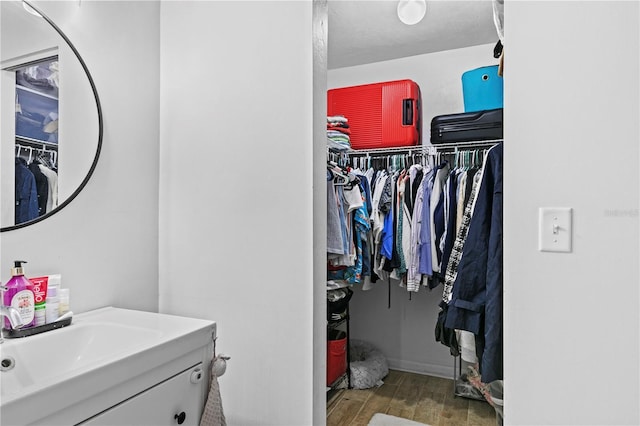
[80,364,205,426]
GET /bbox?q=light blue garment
[327,171,345,254]
[335,185,349,255]
[327,197,371,284]
[418,169,435,277]
[395,178,407,275]
[380,207,394,260]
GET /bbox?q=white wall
[158,2,317,425]
[328,43,498,378]
[313,1,329,424]
[504,1,639,425]
[1,1,160,314]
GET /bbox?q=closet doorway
[321,2,504,425]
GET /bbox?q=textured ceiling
[328,0,499,69]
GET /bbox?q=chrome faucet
[1,285,26,344]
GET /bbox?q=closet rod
[344,139,502,156]
[16,136,59,150]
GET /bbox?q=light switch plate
[538,207,573,253]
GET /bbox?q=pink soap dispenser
[2,260,35,329]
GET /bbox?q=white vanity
[0,307,215,426]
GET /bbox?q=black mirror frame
[1,0,103,232]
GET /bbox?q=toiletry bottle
[45,279,59,324]
[58,288,69,317]
[30,276,49,327]
[3,260,35,329]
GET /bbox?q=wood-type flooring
[327,370,496,426]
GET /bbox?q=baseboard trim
[386,358,455,380]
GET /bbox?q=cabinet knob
[174,411,186,424]
[190,367,203,383]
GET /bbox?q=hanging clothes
[14,144,59,223]
[407,164,426,291]
[15,157,39,224]
[395,169,409,277]
[38,163,58,213]
[444,143,503,383]
[326,142,503,416]
[418,168,435,282]
[327,170,346,255]
[327,164,371,286]
[28,161,49,216]
[326,144,500,300]
[430,163,451,277]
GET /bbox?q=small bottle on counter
[3,260,35,329]
[30,276,49,327]
[45,282,59,324]
[34,305,46,326]
[58,288,70,317]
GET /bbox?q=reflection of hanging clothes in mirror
[36,158,58,213]
[15,157,39,224]
[36,151,56,171]
[15,145,58,221]
[28,160,49,216]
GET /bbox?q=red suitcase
[327,79,421,150]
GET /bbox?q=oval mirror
[0,0,102,231]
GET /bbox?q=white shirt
[38,164,58,213]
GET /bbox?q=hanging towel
[200,355,228,426]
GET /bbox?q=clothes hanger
[327,161,357,188]
[329,167,349,186]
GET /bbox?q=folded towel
[327,125,351,135]
[327,115,348,123]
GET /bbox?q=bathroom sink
[0,307,215,425]
[1,321,161,393]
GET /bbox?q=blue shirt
[418,169,435,277]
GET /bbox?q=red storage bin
[327,330,347,386]
[327,79,421,150]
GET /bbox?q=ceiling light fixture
[397,0,427,26]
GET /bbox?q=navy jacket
[445,143,503,383]
[15,158,39,224]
